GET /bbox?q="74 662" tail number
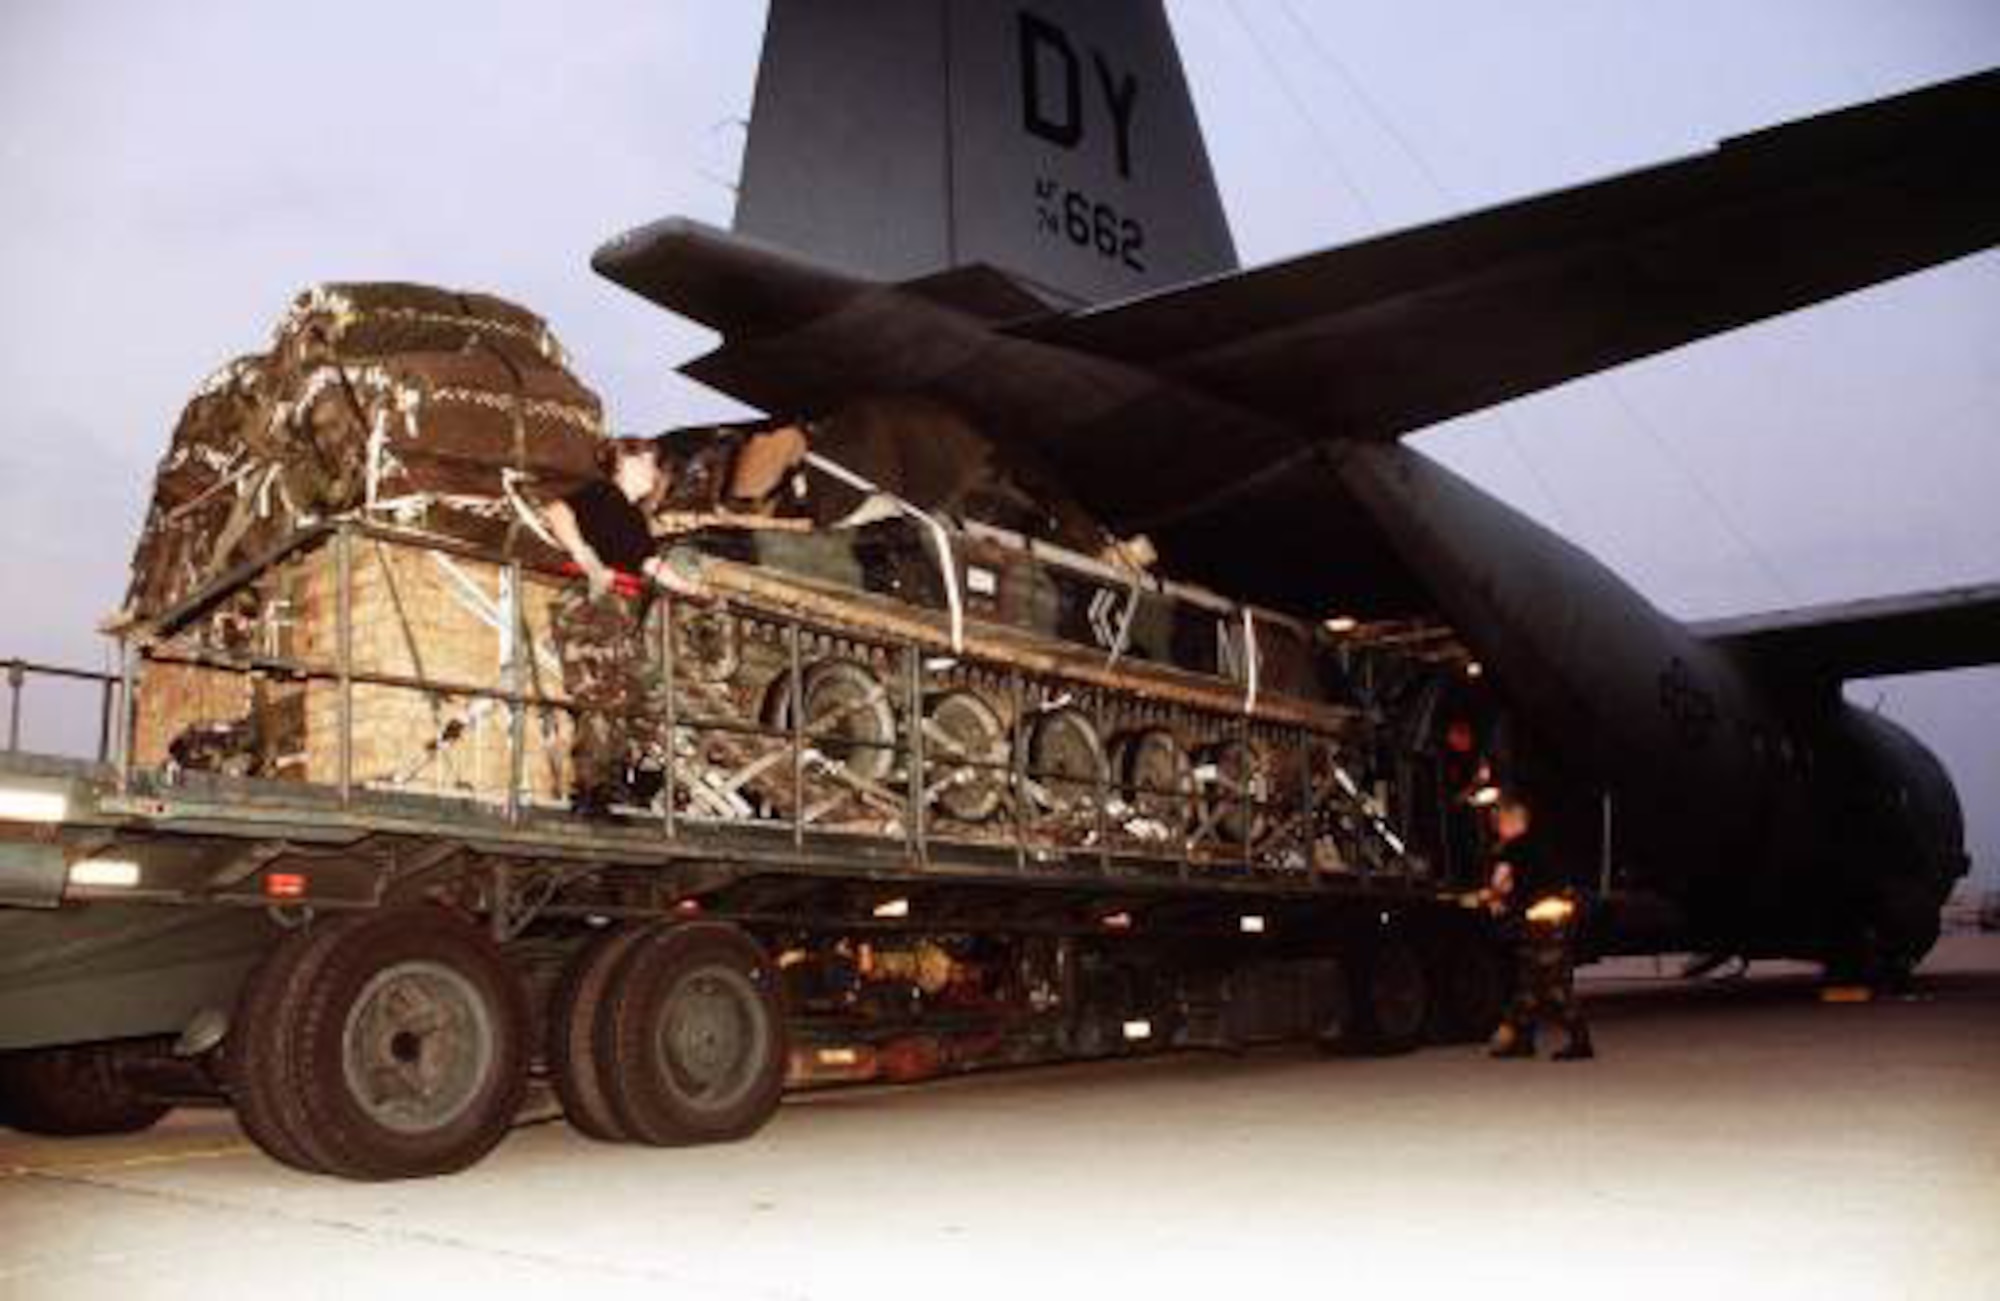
[1035,180,1146,273]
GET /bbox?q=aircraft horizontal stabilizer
[1692,582,2000,683]
[1011,69,2000,445]
[592,69,2000,626]
[591,218,863,338]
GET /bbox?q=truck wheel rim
[340,961,496,1135]
[656,965,768,1112]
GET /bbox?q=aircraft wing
[1691,583,2000,683]
[1010,70,2000,445]
[596,70,2000,620]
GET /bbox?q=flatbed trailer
[0,522,1507,1179]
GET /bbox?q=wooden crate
[135,533,580,805]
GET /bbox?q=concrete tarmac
[3,935,1996,1301]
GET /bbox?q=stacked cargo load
[120,283,604,625]
[123,285,606,799]
[114,286,1425,876]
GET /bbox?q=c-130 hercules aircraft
[596,0,2000,981]
[2,0,1997,1181]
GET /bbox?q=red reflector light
[265,872,308,899]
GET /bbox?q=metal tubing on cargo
[1091,689,1112,877]
[905,644,926,866]
[5,659,22,753]
[117,642,137,795]
[1008,668,1027,875]
[504,561,526,825]
[789,622,805,850]
[149,523,336,639]
[336,525,354,806]
[661,594,677,838]
[1238,713,1255,869]
[95,677,115,766]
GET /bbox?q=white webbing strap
[804,451,965,655]
[1242,607,1261,717]
[500,468,561,549]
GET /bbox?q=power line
[1220,0,1379,227]
[1268,1,1578,533]
[1275,0,1460,206]
[1602,380,1800,603]
[1275,0,1799,597]
[1222,0,1575,531]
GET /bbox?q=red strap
[559,562,645,597]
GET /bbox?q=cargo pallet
[0,522,1505,1179]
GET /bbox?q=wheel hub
[656,965,767,1111]
[341,961,496,1135]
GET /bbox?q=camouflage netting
[120,283,605,624]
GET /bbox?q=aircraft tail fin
[733,0,1238,306]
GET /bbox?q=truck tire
[598,922,788,1146]
[242,908,530,1180]
[1352,937,1430,1054]
[228,923,347,1173]
[0,1040,173,1137]
[550,922,659,1142]
[1298,958,1353,1052]
[1425,930,1506,1044]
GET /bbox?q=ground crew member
[1441,716,1494,880]
[544,436,705,815]
[1480,793,1594,1061]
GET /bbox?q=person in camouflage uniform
[550,582,651,811]
[545,437,705,815]
[1481,794,1594,1061]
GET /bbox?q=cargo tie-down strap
[803,452,966,657]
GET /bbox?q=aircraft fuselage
[1332,440,1965,971]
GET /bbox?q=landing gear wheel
[925,689,1009,823]
[550,922,659,1142]
[599,923,788,1147]
[1353,937,1430,1054]
[1425,930,1506,1044]
[232,908,530,1179]
[0,1040,172,1137]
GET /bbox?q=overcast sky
[1,1,1995,890]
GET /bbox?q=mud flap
[0,842,66,908]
